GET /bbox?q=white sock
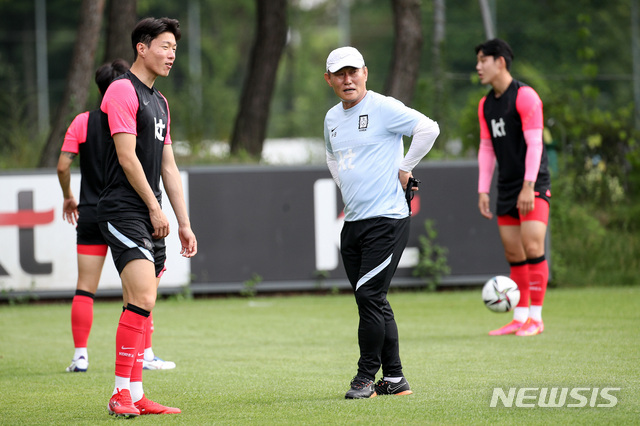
[113,376,130,395]
[74,348,88,360]
[144,348,155,362]
[529,305,543,321]
[513,307,529,323]
[383,376,403,383]
[130,381,144,403]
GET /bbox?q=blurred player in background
[98,17,196,417]
[323,46,439,399]
[57,60,176,374]
[475,38,551,337]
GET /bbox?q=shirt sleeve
[61,111,90,154]
[399,117,439,172]
[382,96,426,137]
[100,79,139,136]
[516,86,544,181]
[323,116,340,186]
[516,86,543,131]
[523,128,544,182]
[477,138,496,193]
[477,96,495,193]
[326,151,340,186]
[478,97,491,139]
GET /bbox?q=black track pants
[340,216,410,380]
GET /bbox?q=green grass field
[1,287,638,425]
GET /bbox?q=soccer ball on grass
[482,275,520,313]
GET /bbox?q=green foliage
[542,11,639,206]
[456,81,486,155]
[1,288,40,305]
[0,0,636,168]
[139,0,256,143]
[0,57,46,169]
[165,283,194,302]
[412,219,450,290]
[240,273,262,298]
[549,171,640,287]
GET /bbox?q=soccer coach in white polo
[323,46,440,399]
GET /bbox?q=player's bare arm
[161,145,197,257]
[478,192,493,220]
[57,151,79,224]
[113,132,170,239]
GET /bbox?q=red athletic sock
[130,323,146,383]
[71,292,94,348]
[144,313,154,351]
[510,262,530,308]
[115,307,148,379]
[529,256,549,306]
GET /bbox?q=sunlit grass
[0,287,638,424]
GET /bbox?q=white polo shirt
[324,90,429,222]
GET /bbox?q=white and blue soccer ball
[482,275,520,313]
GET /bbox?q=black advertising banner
[0,162,520,298]
[188,162,507,293]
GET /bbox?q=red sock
[529,257,549,306]
[115,307,148,379]
[510,262,530,308]
[130,323,146,383]
[144,313,154,351]
[71,293,94,348]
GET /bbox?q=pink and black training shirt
[61,109,108,223]
[478,79,551,216]
[97,70,172,222]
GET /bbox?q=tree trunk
[104,0,137,64]
[385,0,423,105]
[432,0,446,134]
[38,0,105,168]
[229,0,288,158]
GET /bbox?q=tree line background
[0,0,639,285]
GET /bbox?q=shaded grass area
[0,287,638,424]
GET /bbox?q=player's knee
[127,292,156,312]
[523,242,544,259]
[139,295,156,312]
[503,249,525,264]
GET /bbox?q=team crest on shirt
[358,115,369,131]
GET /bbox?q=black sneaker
[345,376,376,399]
[374,377,413,396]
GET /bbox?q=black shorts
[76,220,106,246]
[340,216,410,292]
[98,218,166,277]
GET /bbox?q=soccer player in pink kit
[475,39,551,337]
[58,60,176,374]
[98,17,196,417]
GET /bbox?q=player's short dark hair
[131,17,181,59]
[95,59,129,95]
[475,38,514,71]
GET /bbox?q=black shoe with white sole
[374,377,413,396]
